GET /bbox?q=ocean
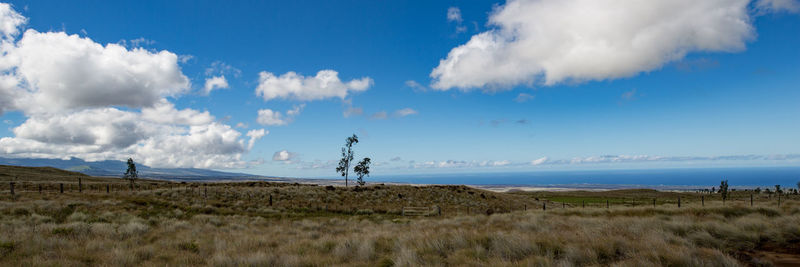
[371,167,800,189]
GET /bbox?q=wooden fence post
[60,183,64,194]
[606,200,609,209]
[653,198,656,208]
[702,196,704,207]
[751,194,753,207]
[582,200,585,208]
[269,194,273,206]
[678,197,681,208]
[562,202,565,209]
[9,182,14,201]
[39,184,42,194]
[543,202,546,211]
[106,184,110,194]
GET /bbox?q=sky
[0,0,799,178]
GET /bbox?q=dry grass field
[2,165,800,266]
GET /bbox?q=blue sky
[0,0,799,178]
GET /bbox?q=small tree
[755,187,762,194]
[354,157,371,187]
[336,134,358,187]
[124,158,138,190]
[719,180,729,202]
[775,185,782,195]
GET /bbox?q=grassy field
[2,165,800,266]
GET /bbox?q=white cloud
[272,149,296,161]
[203,75,229,95]
[513,93,535,103]
[0,107,267,168]
[140,99,214,126]
[447,7,463,23]
[255,70,372,101]
[393,108,418,117]
[755,0,800,14]
[256,104,304,126]
[0,5,263,169]
[431,0,758,91]
[246,129,267,150]
[411,160,514,169]
[256,109,287,126]
[530,157,548,165]
[0,3,25,39]
[6,30,190,113]
[405,80,426,91]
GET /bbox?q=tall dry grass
[2,188,799,266]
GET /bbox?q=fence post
[78,178,82,193]
[60,183,64,194]
[678,197,681,208]
[39,184,42,194]
[778,194,781,206]
[702,196,704,207]
[751,194,753,207]
[9,182,14,201]
[269,194,273,206]
[653,198,656,208]
[606,200,609,209]
[543,202,546,211]
[524,204,527,211]
[582,200,585,208]
[562,202,565,209]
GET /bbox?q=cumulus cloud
[272,149,296,162]
[140,99,214,126]
[246,129,267,150]
[203,76,228,95]
[0,5,264,169]
[0,3,25,39]
[0,106,268,168]
[256,70,372,101]
[256,104,304,126]
[7,30,190,113]
[431,0,760,91]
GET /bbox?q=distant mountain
[0,157,257,179]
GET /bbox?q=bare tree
[354,157,371,187]
[124,158,138,190]
[336,134,358,187]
